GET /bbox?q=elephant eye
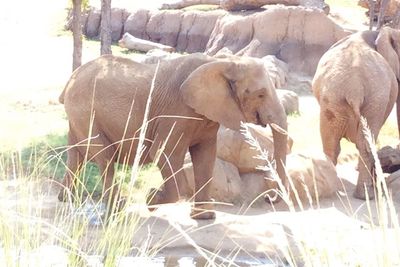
[258,94,265,99]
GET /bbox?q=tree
[72,0,82,71]
[100,0,112,55]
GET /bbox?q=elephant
[58,53,288,219]
[312,27,400,200]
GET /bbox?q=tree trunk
[369,0,376,30]
[377,0,389,29]
[100,0,112,55]
[72,0,82,71]
[118,33,175,52]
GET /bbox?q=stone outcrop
[217,124,293,173]
[276,89,299,115]
[72,6,349,75]
[205,6,350,74]
[284,153,340,205]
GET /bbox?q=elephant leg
[189,137,217,220]
[353,118,384,200]
[90,135,122,212]
[320,109,345,165]
[58,130,84,202]
[147,148,187,209]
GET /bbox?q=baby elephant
[313,27,400,199]
[58,53,288,219]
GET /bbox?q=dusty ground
[1,0,400,266]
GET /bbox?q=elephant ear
[180,60,246,130]
[376,27,400,79]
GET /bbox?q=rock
[146,10,184,48]
[111,8,129,42]
[177,10,223,53]
[284,153,340,205]
[118,33,175,52]
[276,89,299,115]
[123,9,151,40]
[206,6,350,75]
[240,171,278,206]
[141,49,182,64]
[217,125,293,173]
[183,158,243,204]
[85,8,100,38]
[76,6,348,74]
[378,146,400,173]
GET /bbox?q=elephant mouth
[256,112,266,127]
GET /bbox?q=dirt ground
[1,0,400,266]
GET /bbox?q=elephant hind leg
[58,129,85,202]
[353,117,384,200]
[320,109,347,165]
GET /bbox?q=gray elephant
[312,27,400,200]
[59,53,288,219]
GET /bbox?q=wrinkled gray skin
[313,27,400,200]
[59,53,288,219]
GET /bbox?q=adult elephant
[58,53,288,219]
[312,27,400,200]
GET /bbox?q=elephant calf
[313,27,400,199]
[59,53,288,219]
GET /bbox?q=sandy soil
[1,1,400,266]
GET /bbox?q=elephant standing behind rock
[312,27,400,200]
[58,53,288,219]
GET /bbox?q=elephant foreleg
[147,148,188,208]
[189,137,217,220]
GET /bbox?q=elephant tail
[346,98,362,122]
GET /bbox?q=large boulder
[85,8,101,38]
[177,10,224,53]
[111,8,129,42]
[123,9,151,40]
[206,6,350,74]
[217,124,293,173]
[146,10,184,47]
[183,158,243,204]
[284,153,340,205]
[276,89,299,115]
[240,171,279,206]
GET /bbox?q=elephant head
[180,56,288,182]
[376,26,400,80]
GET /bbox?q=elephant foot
[146,188,164,212]
[264,190,282,204]
[190,202,216,220]
[58,188,74,202]
[353,184,375,200]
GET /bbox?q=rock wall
[206,6,350,74]
[74,5,350,75]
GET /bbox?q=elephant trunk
[258,100,288,186]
